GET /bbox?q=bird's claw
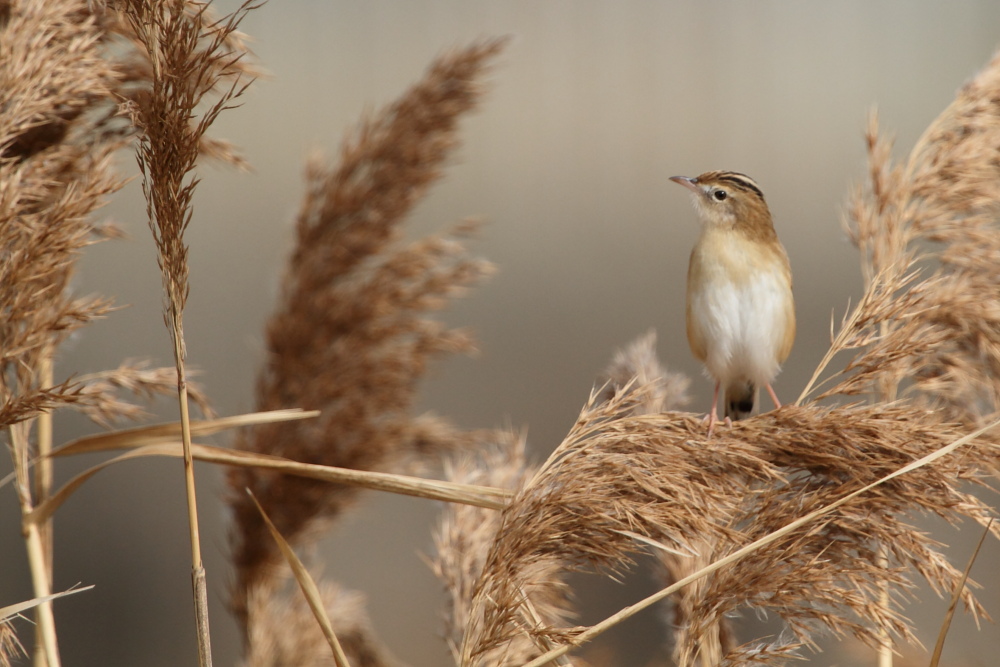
[701,413,732,438]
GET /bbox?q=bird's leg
[765,383,782,410]
[703,381,721,437]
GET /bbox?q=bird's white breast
[688,234,792,386]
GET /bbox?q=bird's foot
[700,412,715,437]
[701,413,731,438]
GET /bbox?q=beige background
[3,1,1000,665]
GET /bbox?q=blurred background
[3,1,1000,665]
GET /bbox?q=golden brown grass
[1,1,150,664]
[119,0,257,663]
[4,2,1000,665]
[445,48,1000,667]
[225,36,508,662]
[433,431,573,667]
[0,621,21,667]
[1,0,252,663]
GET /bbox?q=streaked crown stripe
[715,172,765,200]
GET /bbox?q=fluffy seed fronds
[226,37,507,634]
[73,360,214,426]
[0,362,211,429]
[0,620,22,667]
[0,1,150,661]
[119,0,255,343]
[596,330,690,414]
[118,2,259,662]
[0,0,125,426]
[433,431,576,666]
[464,354,997,666]
[809,49,1000,425]
[460,340,698,665]
[244,575,397,667]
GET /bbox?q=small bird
[670,171,795,435]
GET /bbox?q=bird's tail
[724,381,756,421]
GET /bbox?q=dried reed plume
[119,0,257,663]
[453,52,1000,667]
[1,1,131,663]
[245,577,398,667]
[226,38,508,658]
[804,48,1000,422]
[0,620,21,667]
[1,0,236,662]
[464,381,995,665]
[434,431,574,666]
[435,333,689,666]
[119,0,255,345]
[0,0,122,424]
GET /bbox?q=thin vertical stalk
[171,315,212,667]
[875,315,897,667]
[11,419,60,667]
[25,523,59,667]
[877,555,893,667]
[119,1,258,661]
[33,353,55,667]
[35,354,54,575]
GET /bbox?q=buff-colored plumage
[671,171,795,434]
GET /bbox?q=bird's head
[670,171,774,236]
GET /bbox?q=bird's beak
[669,175,700,193]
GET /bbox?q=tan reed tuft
[805,49,1000,425]
[788,43,1000,667]
[458,49,1000,667]
[466,395,996,664]
[0,1,133,663]
[433,431,576,666]
[118,1,258,664]
[244,576,399,667]
[454,336,691,664]
[70,360,214,427]
[225,37,508,653]
[1,0,250,661]
[460,160,1000,661]
[0,620,22,667]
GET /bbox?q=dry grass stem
[246,490,353,667]
[30,437,508,529]
[226,37,508,652]
[48,408,318,457]
[118,1,259,662]
[929,518,993,667]
[0,587,96,622]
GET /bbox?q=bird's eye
[713,189,728,202]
